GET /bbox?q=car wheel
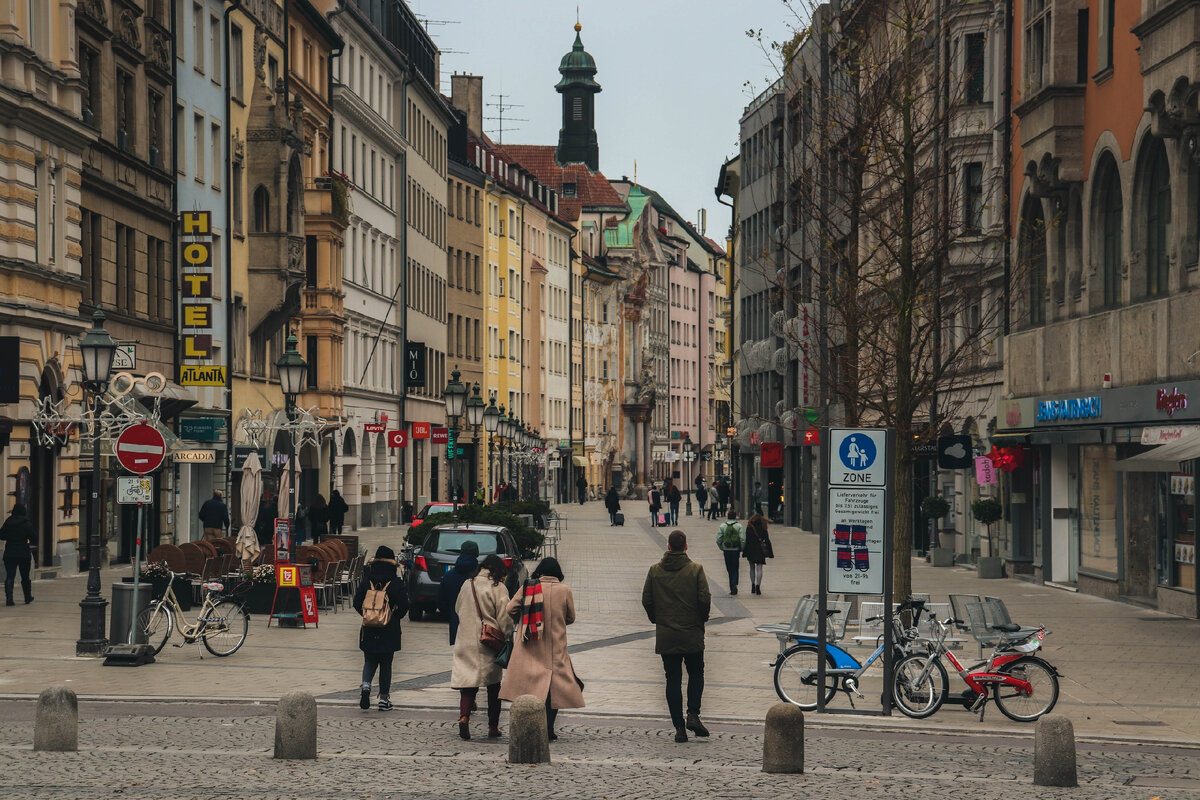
[408,604,423,622]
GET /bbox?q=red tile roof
[500,144,626,221]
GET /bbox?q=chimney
[451,74,484,137]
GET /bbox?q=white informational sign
[112,345,136,370]
[827,487,886,594]
[828,428,887,486]
[117,476,153,504]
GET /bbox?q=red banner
[412,422,431,439]
[431,427,449,444]
[760,441,784,468]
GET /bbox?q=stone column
[634,420,645,488]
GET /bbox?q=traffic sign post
[817,427,895,716]
[115,423,166,475]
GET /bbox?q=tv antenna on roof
[485,94,527,144]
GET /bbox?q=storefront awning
[572,455,588,467]
[1114,435,1200,472]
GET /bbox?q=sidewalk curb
[3,693,1197,750]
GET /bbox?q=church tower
[555,23,601,170]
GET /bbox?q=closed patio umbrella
[235,451,262,567]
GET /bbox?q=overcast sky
[414,0,791,243]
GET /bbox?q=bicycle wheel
[773,644,838,710]
[891,653,949,719]
[993,656,1059,722]
[201,599,249,657]
[136,605,172,655]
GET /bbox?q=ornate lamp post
[77,311,119,656]
[483,395,499,496]
[684,437,695,516]
[442,366,467,513]
[465,382,485,500]
[276,333,309,555]
[496,405,509,485]
[509,416,522,498]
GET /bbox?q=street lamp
[77,310,118,656]
[465,382,484,501]
[510,416,522,498]
[496,405,509,485]
[684,437,695,516]
[483,395,499,495]
[276,332,308,559]
[442,366,467,511]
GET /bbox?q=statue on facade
[635,360,656,406]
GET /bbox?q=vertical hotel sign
[178,211,226,386]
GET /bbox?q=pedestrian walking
[716,478,731,516]
[438,540,479,643]
[197,490,229,541]
[1,503,37,606]
[641,530,711,742]
[664,479,681,525]
[474,482,486,504]
[707,485,720,520]
[743,514,775,594]
[254,494,275,547]
[308,494,330,539]
[752,481,765,517]
[648,483,663,527]
[694,476,707,516]
[499,557,585,741]
[352,546,409,711]
[327,490,349,536]
[604,486,621,525]
[715,511,745,595]
[452,554,513,740]
[293,501,309,546]
[576,474,588,505]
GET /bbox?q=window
[1076,10,1089,84]
[571,96,582,120]
[1025,0,1050,92]
[1021,196,1047,325]
[175,103,186,174]
[148,90,165,167]
[193,3,205,74]
[230,24,244,102]
[1146,142,1171,297]
[116,224,136,312]
[193,113,206,183]
[562,182,576,198]
[253,185,270,232]
[965,33,985,104]
[232,161,244,233]
[1096,158,1122,307]
[80,45,100,123]
[306,336,319,389]
[117,70,135,149]
[305,235,317,287]
[964,162,983,232]
[211,15,221,83]
[1097,0,1115,74]
[81,211,101,303]
[210,122,221,189]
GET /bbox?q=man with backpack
[353,546,409,711]
[715,511,745,595]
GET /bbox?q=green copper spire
[555,22,601,169]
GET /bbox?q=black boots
[7,580,31,605]
[22,580,32,604]
[686,714,710,737]
[4,582,12,606]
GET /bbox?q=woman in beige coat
[451,555,513,740]
[499,557,584,740]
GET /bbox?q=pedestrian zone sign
[829,428,886,486]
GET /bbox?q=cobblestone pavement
[0,700,1196,799]
[2,501,1199,745]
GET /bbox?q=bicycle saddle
[202,582,224,592]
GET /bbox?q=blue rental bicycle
[771,598,945,710]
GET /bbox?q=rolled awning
[572,455,587,467]
[1114,435,1200,472]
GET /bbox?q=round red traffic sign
[115,423,166,475]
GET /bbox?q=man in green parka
[642,530,711,743]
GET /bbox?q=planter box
[931,547,956,568]
[243,583,277,615]
[977,556,1005,579]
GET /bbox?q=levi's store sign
[178,211,226,386]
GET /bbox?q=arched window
[1145,142,1171,297]
[1095,156,1123,307]
[252,186,271,232]
[1020,195,1047,325]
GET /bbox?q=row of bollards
[31,686,1076,785]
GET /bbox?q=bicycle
[891,614,1060,722]
[772,598,940,710]
[135,570,251,657]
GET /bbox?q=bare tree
[743,0,1013,601]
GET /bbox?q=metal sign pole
[816,427,829,713]
[128,500,144,644]
[881,427,896,715]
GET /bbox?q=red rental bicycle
[891,615,1060,722]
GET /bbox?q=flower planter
[243,583,277,615]
[976,556,1005,579]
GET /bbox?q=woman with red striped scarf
[499,557,585,740]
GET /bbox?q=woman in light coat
[450,555,513,740]
[499,557,584,740]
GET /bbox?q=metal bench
[756,596,850,653]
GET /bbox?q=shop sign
[975,456,997,485]
[178,211,224,387]
[363,422,386,433]
[232,446,264,470]
[180,417,225,441]
[1036,396,1102,423]
[1141,427,1200,445]
[430,427,448,444]
[174,450,216,463]
[1156,387,1189,416]
[760,441,784,468]
[997,397,1036,430]
[1170,474,1195,497]
[112,345,136,370]
[404,342,426,388]
[412,422,430,439]
[1177,542,1196,566]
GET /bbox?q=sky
[412,0,793,244]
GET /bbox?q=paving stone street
[2,501,1199,795]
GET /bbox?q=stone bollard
[1033,714,1077,787]
[274,691,317,760]
[508,694,550,764]
[34,686,78,752]
[762,702,804,773]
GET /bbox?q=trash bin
[110,582,153,645]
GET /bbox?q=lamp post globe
[276,333,308,400]
[466,382,485,428]
[79,310,118,387]
[484,395,500,433]
[443,365,467,422]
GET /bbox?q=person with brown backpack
[353,546,409,711]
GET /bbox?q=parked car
[406,523,528,621]
[410,502,460,527]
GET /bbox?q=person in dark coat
[438,540,479,644]
[1,504,37,605]
[197,490,230,540]
[328,490,349,536]
[716,478,731,516]
[576,474,588,505]
[353,546,410,711]
[647,483,663,527]
[307,494,329,539]
[642,530,711,742]
[694,476,707,516]
[254,496,275,547]
[743,514,775,595]
[604,487,621,525]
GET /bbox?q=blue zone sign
[1036,396,1102,423]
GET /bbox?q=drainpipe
[397,64,414,520]
[223,0,243,522]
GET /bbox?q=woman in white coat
[451,554,513,740]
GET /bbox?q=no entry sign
[115,423,166,475]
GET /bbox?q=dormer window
[562,182,577,198]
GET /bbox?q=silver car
[405,523,529,621]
